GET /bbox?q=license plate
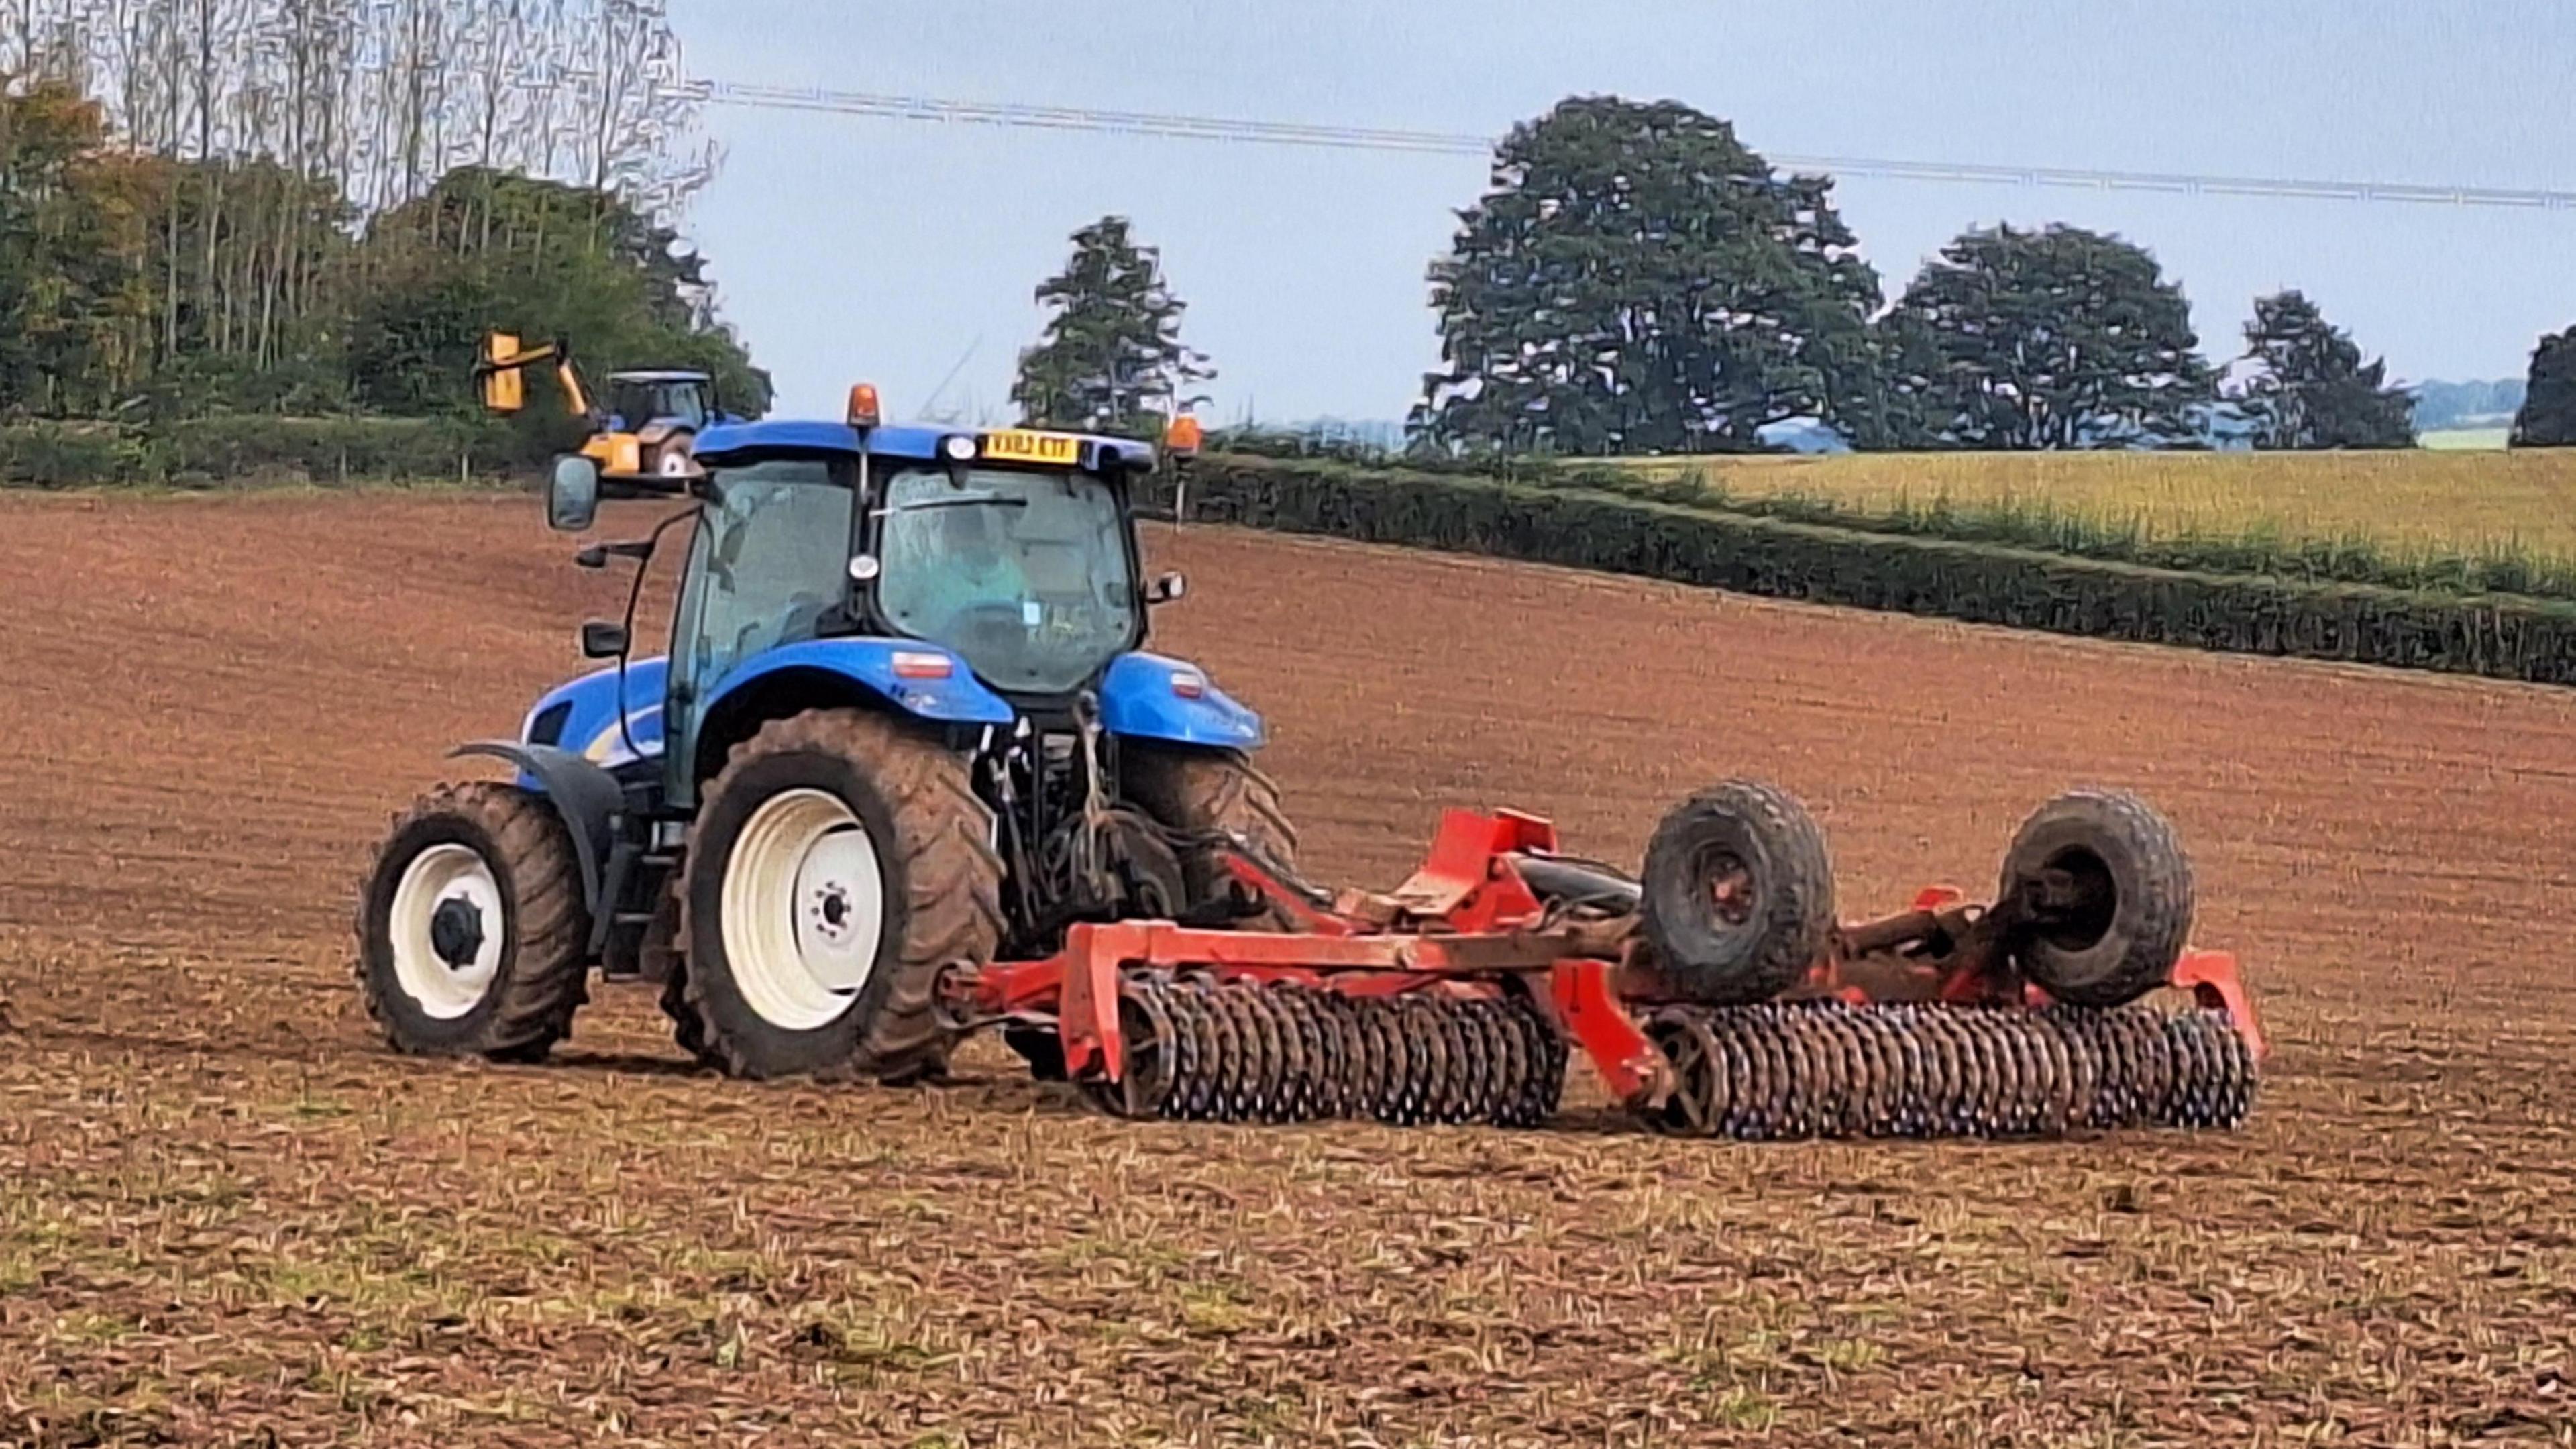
[981,429,1081,466]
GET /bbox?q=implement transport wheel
[1638,780,1834,1006]
[672,709,1003,1082]
[355,782,590,1062]
[2000,789,2194,1009]
[1122,745,1300,926]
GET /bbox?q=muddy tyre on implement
[1638,780,1835,1006]
[1999,788,2192,1008]
[355,782,590,1061]
[1122,745,1301,925]
[669,709,1003,1083]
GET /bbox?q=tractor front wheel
[672,710,1003,1082]
[355,782,590,1061]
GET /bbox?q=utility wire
[696,80,2576,211]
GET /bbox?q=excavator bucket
[480,333,525,414]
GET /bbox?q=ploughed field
[4,491,2574,1446]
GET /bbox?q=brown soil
[3,491,2573,1446]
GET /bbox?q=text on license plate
[981,429,1081,465]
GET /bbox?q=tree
[1878,223,2212,450]
[1412,97,1885,455]
[0,80,157,415]
[347,168,768,427]
[1010,215,1210,437]
[2231,290,2413,449]
[2510,327,2576,448]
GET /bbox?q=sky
[667,0,2576,425]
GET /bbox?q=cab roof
[606,369,713,383]
[693,419,1159,472]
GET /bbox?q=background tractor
[476,331,733,486]
[357,392,1289,1083]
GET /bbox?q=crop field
[1616,446,2576,561]
[5,491,2576,1446]
[2420,427,2516,453]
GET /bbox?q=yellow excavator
[476,331,730,486]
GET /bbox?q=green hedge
[1195,445,2576,601]
[1169,455,2576,687]
[0,415,525,488]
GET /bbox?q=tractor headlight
[941,435,976,462]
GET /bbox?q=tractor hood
[522,659,668,771]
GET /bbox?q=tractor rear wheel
[355,782,590,1061]
[1121,745,1300,926]
[1638,780,1834,1006]
[672,709,1003,1082]
[648,431,696,479]
[2000,789,2192,1008]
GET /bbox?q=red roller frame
[961,808,2267,1109]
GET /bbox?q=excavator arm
[477,332,596,421]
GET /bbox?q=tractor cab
[534,391,1216,807]
[602,370,718,435]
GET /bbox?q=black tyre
[355,781,590,1061]
[671,709,1003,1082]
[1999,789,2193,1008]
[1121,745,1300,925]
[1638,780,1834,1006]
[645,429,697,480]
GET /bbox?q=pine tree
[1010,215,1210,438]
[2235,290,2414,449]
[2510,326,2576,448]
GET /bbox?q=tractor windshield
[608,377,711,431]
[875,465,1138,694]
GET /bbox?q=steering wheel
[727,592,839,661]
[947,600,1032,655]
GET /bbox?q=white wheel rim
[659,447,693,475]
[388,843,506,1020]
[720,788,885,1031]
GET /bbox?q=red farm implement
[947,782,2263,1140]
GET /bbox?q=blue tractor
[355,398,1296,1083]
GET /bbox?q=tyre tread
[671,710,1003,1082]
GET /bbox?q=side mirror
[547,455,600,533]
[1146,571,1187,605]
[580,621,629,659]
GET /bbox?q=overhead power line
[697,80,2576,212]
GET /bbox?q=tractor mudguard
[449,741,623,918]
[700,639,1014,727]
[1097,652,1265,750]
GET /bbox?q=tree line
[0,0,761,436]
[1014,96,2576,454]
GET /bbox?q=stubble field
[3,490,2574,1446]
